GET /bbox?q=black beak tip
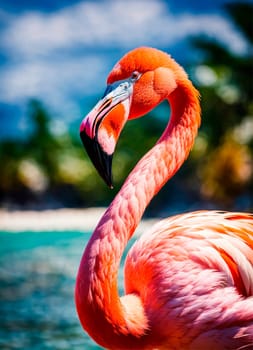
[80,130,114,189]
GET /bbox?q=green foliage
[0,98,166,208]
[225,2,253,45]
[190,1,253,207]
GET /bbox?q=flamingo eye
[130,71,141,82]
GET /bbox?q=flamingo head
[80,47,181,187]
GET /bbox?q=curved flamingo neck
[75,79,200,349]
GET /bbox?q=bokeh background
[0,0,252,214]
[0,1,253,349]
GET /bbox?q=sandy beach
[0,208,158,234]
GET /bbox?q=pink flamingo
[75,47,253,350]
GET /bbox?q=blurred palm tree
[191,2,253,208]
[0,100,83,208]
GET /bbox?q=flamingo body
[76,47,253,349]
[125,211,253,349]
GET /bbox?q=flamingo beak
[80,79,133,188]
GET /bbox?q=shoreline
[0,208,158,234]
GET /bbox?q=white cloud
[1,0,248,58]
[0,0,248,125]
[0,55,106,101]
[0,54,110,123]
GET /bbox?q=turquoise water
[0,231,134,349]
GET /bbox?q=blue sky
[0,0,251,139]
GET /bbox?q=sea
[0,230,135,350]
